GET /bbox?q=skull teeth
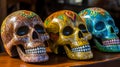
[102,38,120,46]
[71,45,91,52]
[25,46,46,54]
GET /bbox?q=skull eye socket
[34,24,45,34]
[108,20,115,33]
[95,21,105,31]
[63,26,73,36]
[78,24,88,33]
[16,26,29,36]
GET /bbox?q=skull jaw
[94,38,120,52]
[4,45,19,57]
[17,46,49,63]
[64,45,93,60]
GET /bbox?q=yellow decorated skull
[44,10,93,60]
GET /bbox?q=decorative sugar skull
[78,7,120,52]
[44,10,93,60]
[1,10,49,62]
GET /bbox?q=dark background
[0,0,120,53]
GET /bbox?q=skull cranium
[44,10,93,60]
[79,7,120,52]
[1,10,49,62]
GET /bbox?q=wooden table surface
[0,48,120,67]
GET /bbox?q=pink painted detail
[50,33,59,41]
[65,11,76,22]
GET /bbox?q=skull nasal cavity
[78,31,83,38]
[110,27,114,33]
[32,31,39,39]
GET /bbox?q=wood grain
[0,48,120,67]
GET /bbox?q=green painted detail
[57,15,64,20]
[20,11,37,18]
[90,10,98,17]
[45,20,49,25]
[0,29,3,33]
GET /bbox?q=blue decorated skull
[78,7,120,52]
